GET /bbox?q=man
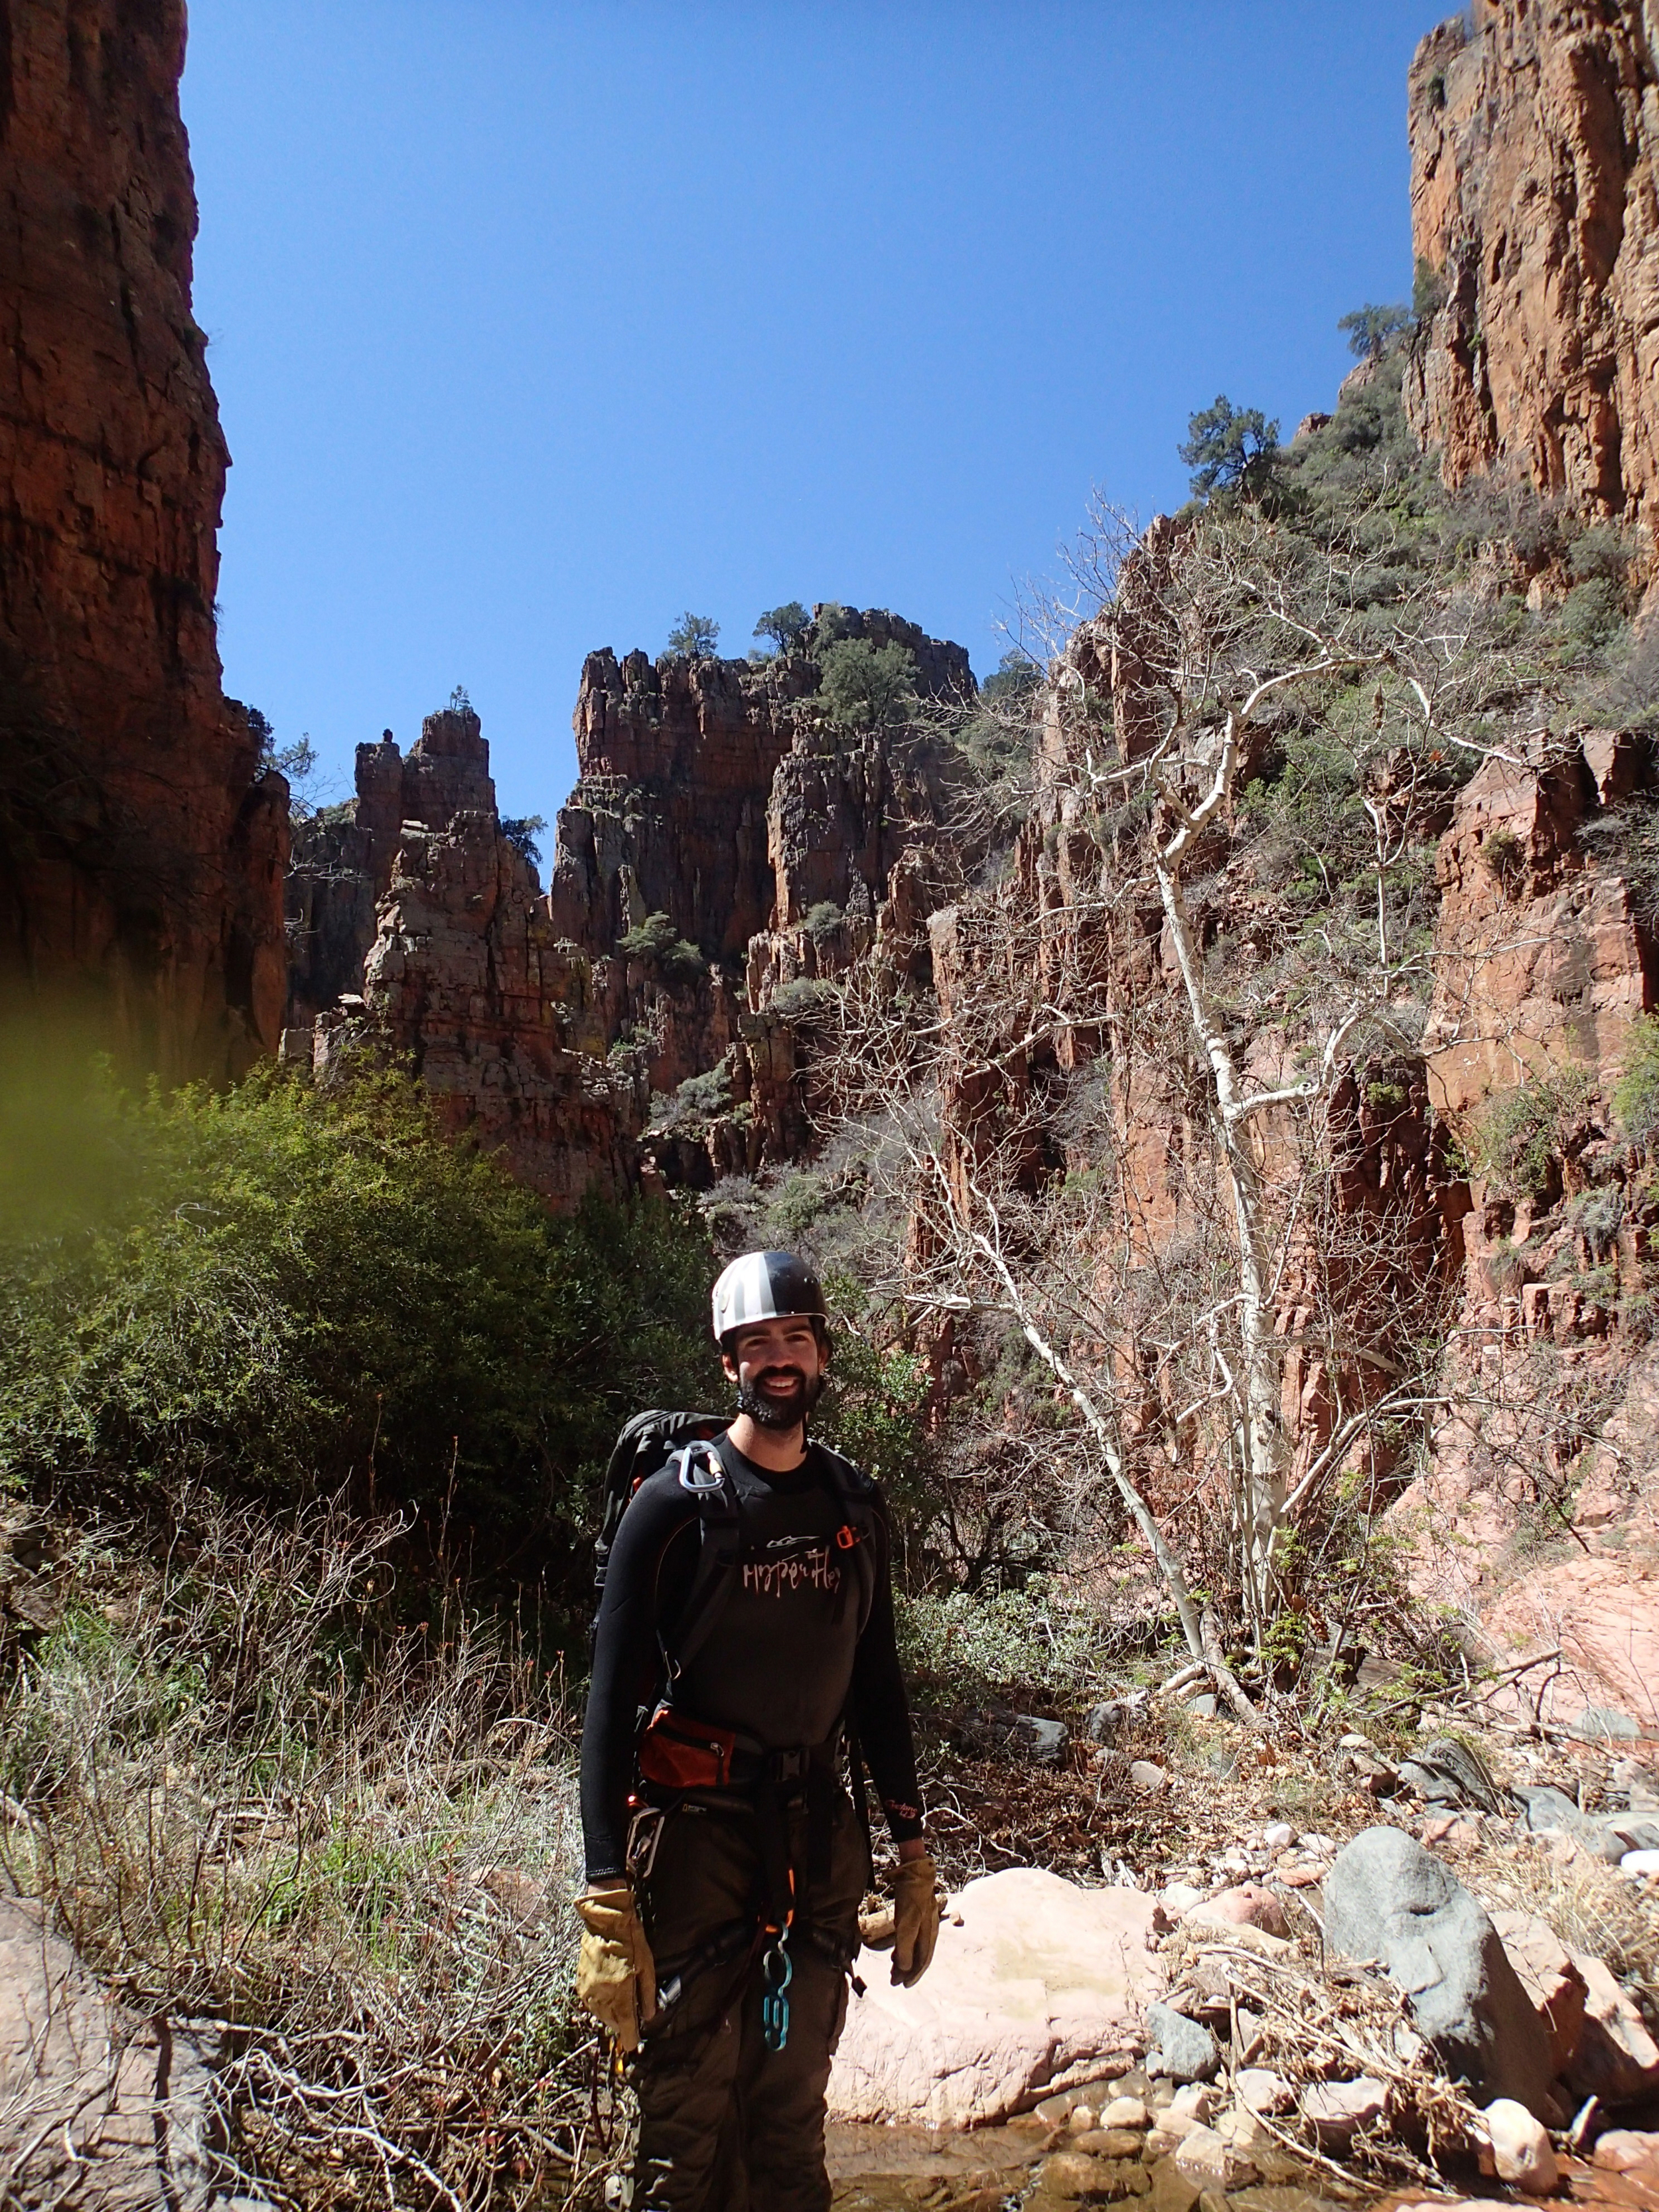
[575,1249,939,2212]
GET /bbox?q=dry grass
[0,1489,616,2210]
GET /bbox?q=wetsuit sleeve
[849,1492,924,1845]
[579,1473,697,1881]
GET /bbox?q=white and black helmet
[711,1250,828,1347]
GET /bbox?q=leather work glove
[573,1880,657,2051]
[890,1853,942,1988]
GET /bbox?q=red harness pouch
[637,1704,739,1790]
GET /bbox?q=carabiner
[760,1934,794,2053]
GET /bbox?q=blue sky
[182,2,1443,840]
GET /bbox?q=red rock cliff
[0,0,286,1073]
[1405,1,1659,534]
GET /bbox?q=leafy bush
[802,900,843,944]
[1471,1063,1598,1201]
[0,1062,721,1581]
[981,649,1041,705]
[1615,1013,1659,1149]
[1555,577,1624,654]
[650,1065,733,1134]
[895,1576,1110,1704]
[818,637,918,731]
[616,910,706,983]
[666,611,719,657]
[769,977,839,1021]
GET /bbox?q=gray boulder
[1517,1785,1638,1866]
[1323,1826,1556,2118]
[1145,2001,1220,2083]
[1012,1714,1069,1765]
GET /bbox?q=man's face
[723,1313,827,1430]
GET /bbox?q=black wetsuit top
[580,1434,924,1880]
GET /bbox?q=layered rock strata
[0,0,287,1073]
[1405,2,1659,536]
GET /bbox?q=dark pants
[632,1786,865,2212]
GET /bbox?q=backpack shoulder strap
[814,1443,883,1634]
[660,1441,743,1683]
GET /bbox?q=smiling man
[575,1249,938,2212]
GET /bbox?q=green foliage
[616,911,705,984]
[666,611,720,657]
[817,637,918,730]
[1479,826,1526,893]
[753,601,811,653]
[1471,1063,1597,1201]
[802,901,843,945]
[768,977,839,1021]
[981,649,1041,706]
[1338,302,1413,359]
[500,814,546,869]
[811,601,855,646]
[650,1065,732,1134]
[0,1063,721,1578]
[1615,1013,1659,1150]
[1555,576,1624,654]
[1179,394,1280,500]
[1413,257,1447,318]
[894,1576,1108,1703]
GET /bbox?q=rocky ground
[813,1694,1659,2212]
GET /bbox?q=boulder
[1323,1827,1556,2116]
[1128,1761,1168,1795]
[1235,2067,1295,2115]
[1490,1908,1588,2074]
[1566,1950,1659,2104]
[0,1895,233,2209]
[828,1867,1165,2127]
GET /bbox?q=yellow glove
[574,1880,657,2051]
[891,1853,941,1988]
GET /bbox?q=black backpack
[593,1408,883,1676]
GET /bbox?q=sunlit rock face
[0,0,287,1074]
[1404,3,1659,538]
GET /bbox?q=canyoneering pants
[630,1784,867,2212]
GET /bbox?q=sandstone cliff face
[285,708,639,1207]
[0,0,287,1072]
[1405,2,1659,535]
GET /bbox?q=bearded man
[575,1250,938,2211]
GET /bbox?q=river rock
[1144,2003,1220,2083]
[1301,2076,1387,2150]
[1179,1881,1290,1938]
[1591,2129,1659,2172]
[1480,2097,1558,2192]
[1173,2122,1258,2189]
[1323,1826,1555,2116]
[828,1867,1165,2127]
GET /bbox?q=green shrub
[895,1576,1108,1703]
[802,901,843,944]
[1179,394,1279,500]
[817,638,918,731]
[0,1063,720,1579]
[1615,1013,1659,1149]
[1555,577,1624,653]
[616,911,705,984]
[769,977,839,1021]
[1471,1063,1597,1200]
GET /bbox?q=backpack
[593,1408,883,1677]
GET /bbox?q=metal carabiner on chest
[760,1933,794,2053]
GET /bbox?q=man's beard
[736,1366,826,1432]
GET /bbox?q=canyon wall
[0,0,287,1074]
[1405,0,1659,538]
[285,611,974,1202]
